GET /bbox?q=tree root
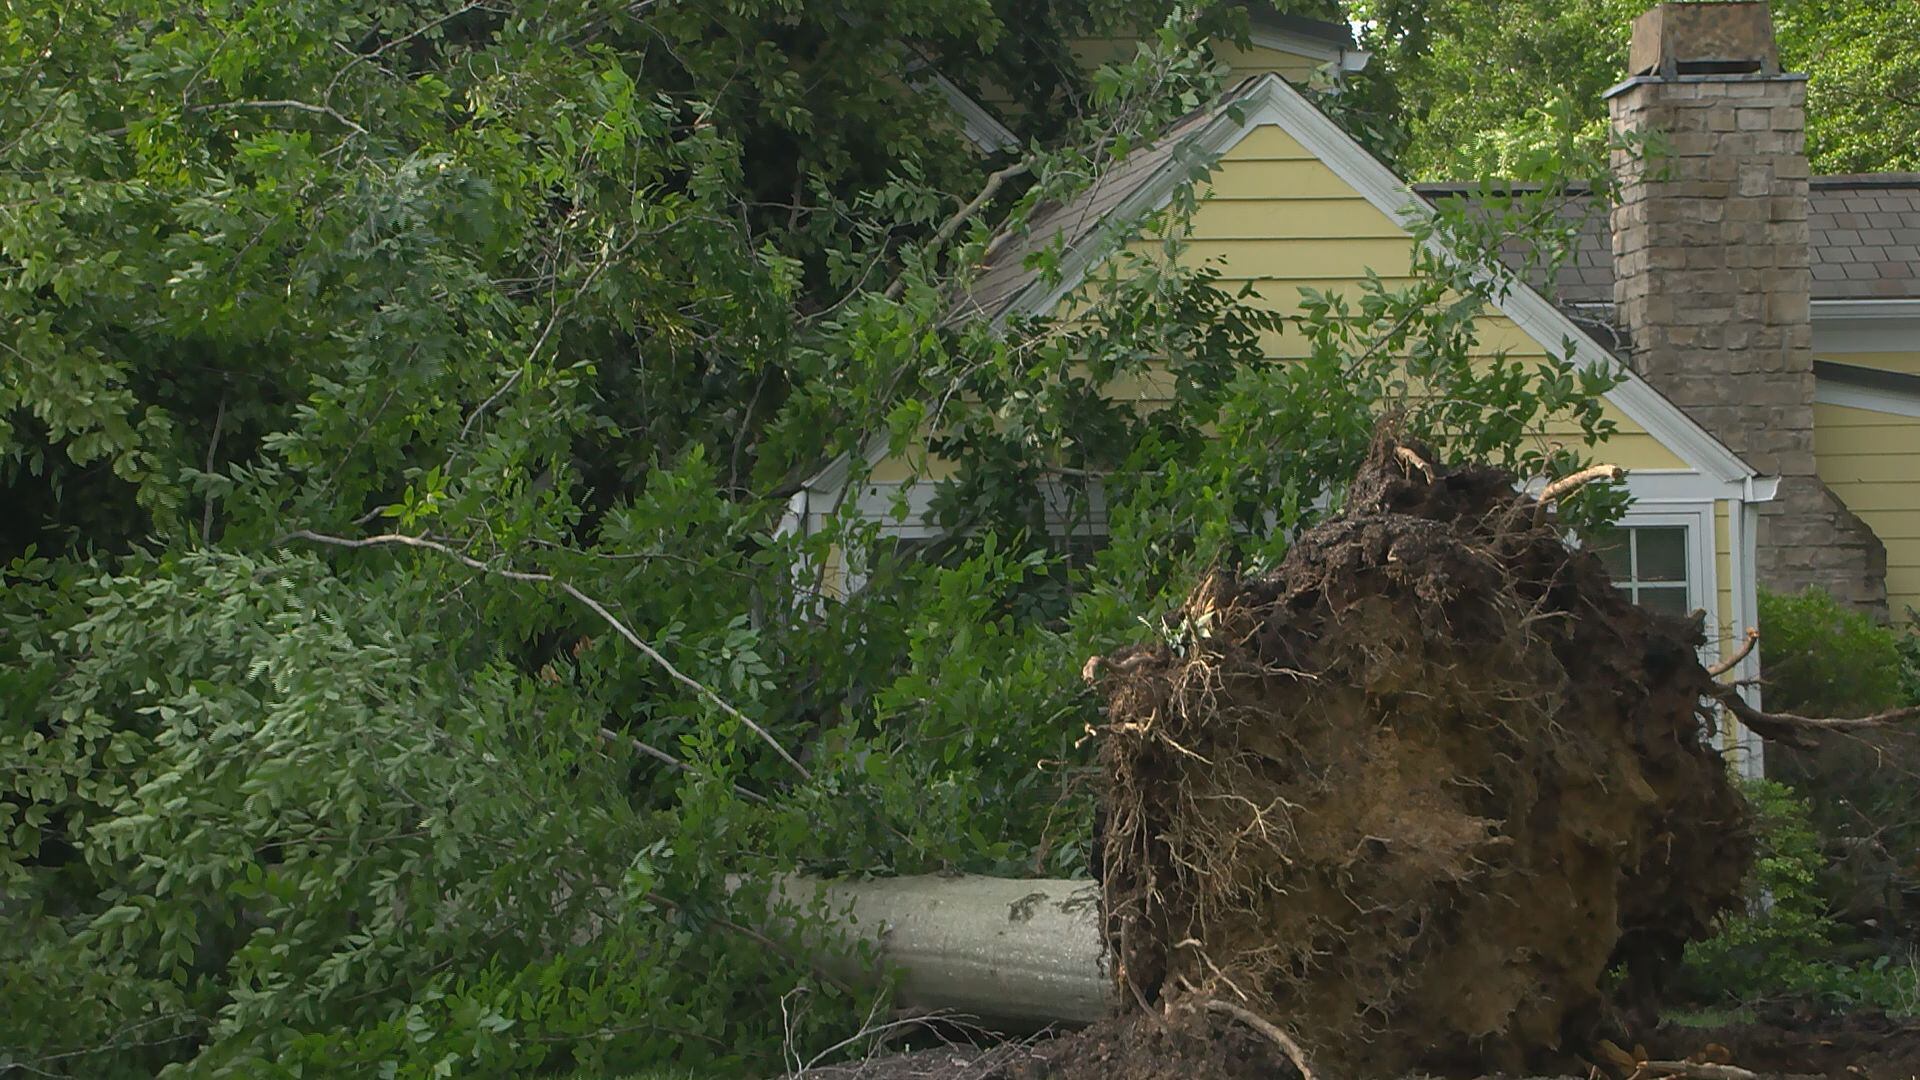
[1630,1060,1759,1080]
[1200,999,1316,1080]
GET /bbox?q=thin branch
[883,160,1030,301]
[324,0,493,102]
[456,227,634,445]
[283,530,812,781]
[201,393,227,543]
[1706,626,1758,678]
[194,99,366,134]
[1717,687,1920,749]
[1201,1000,1316,1080]
[597,727,766,804]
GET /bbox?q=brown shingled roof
[1416,175,1920,304]
[951,79,1267,324]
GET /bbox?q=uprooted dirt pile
[1085,432,1755,1078]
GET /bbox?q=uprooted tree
[1081,432,1920,1079]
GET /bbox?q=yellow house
[788,4,1920,773]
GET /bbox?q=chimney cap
[1628,2,1781,79]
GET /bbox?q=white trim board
[1815,379,1920,419]
[997,74,1763,488]
[1812,300,1920,354]
[1245,25,1371,73]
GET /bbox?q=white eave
[1247,25,1371,73]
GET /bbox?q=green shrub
[1679,782,1919,1014]
[1755,589,1907,717]
[1747,589,1920,958]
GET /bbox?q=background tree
[1348,0,1920,178]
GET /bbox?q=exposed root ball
[1090,432,1752,1078]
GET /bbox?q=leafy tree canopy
[1350,0,1920,178]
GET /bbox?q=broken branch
[1533,464,1625,526]
[884,160,1030,301]
[283,530,812,782]
[1706,627,1759,678]
[1201,999,1316,1080]
[1714,685,1920,749]
[1393,446,1434,482]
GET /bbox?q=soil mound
[1087,432,1754,1077]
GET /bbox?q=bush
[1752,590,1920,943]
[1755,589,1908,717]
[1679,780,1919,1014]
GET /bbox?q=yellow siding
[1213,41,1325,86]
[851,120,1702,537]
[1826,351,1920,376]
[1179,123,1686,472]
[1815,402,1920,619]
[1069,38,1322,88]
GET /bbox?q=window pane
[1590,528,1633,580]
[1638,584,1691,616]
[1635,526,1688,582]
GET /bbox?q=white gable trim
[914,68,1020,155]
[1003,74,1762,488]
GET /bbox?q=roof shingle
[1417,176,1920,304]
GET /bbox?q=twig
[195,99,366,133]
[596,727,766,804]
[1631,1060,1759,1080]
[201,393,226,543]
[1706,627,1758,678]
[456,226,635,446]
[283,530,812,781]
[1201,1000,1316,1080]
[1393,445,1434,482]
[883,160,1030,301]
[646,891,853,996]
[1533,463,1624,526]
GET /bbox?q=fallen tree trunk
[770,874,1110,1027]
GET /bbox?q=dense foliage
[1348,0,1920,178]
[4,1,1637,1075]
[1689,584,1912,1006]
[1681,780,1920,1016]
[1678,592,1920,1015]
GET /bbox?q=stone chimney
[1606,1,1885,609]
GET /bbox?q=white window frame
[1596,502,1720,653]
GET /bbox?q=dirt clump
[1084,431,1754,1078]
